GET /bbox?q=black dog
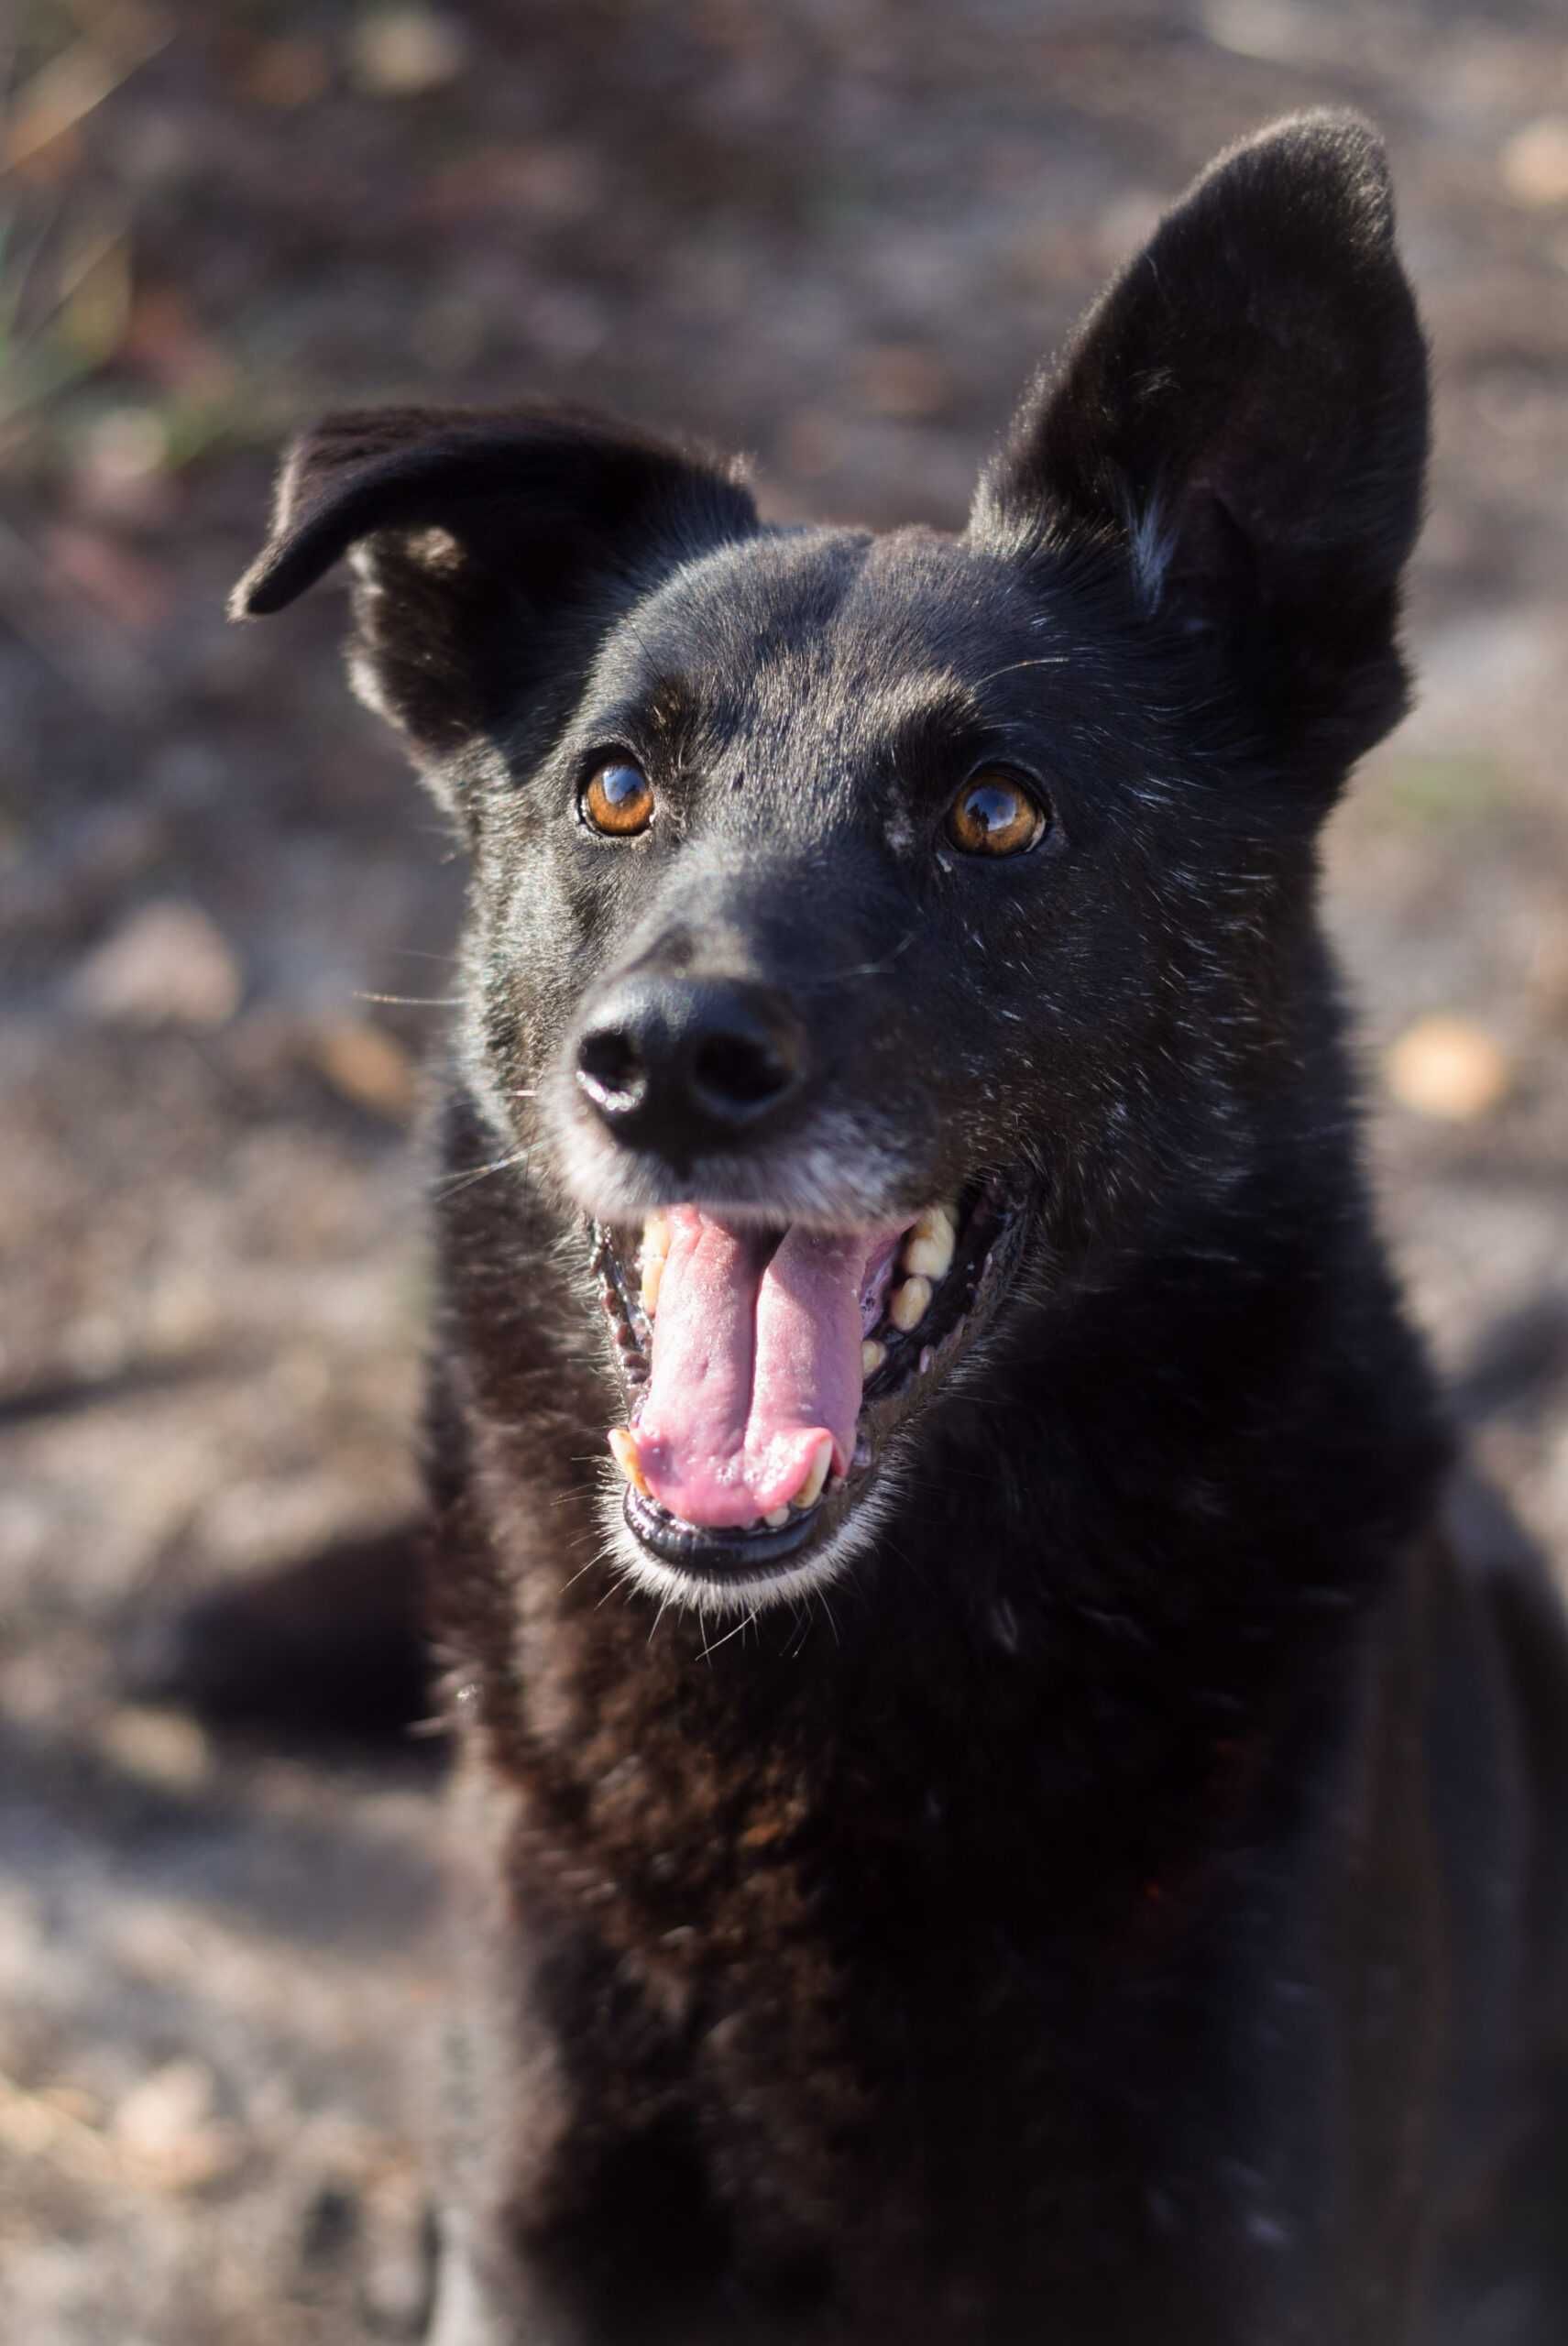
[233,115,1568,2345]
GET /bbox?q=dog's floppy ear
[231,406,758,766]
[970,114,1429,779]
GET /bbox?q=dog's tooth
[902,1236,949,1282]
[889,1275,932,1333]
[793,1434,833,1511]
[903,1206,956,1283]
[918,1345,934,1376]
[607,1427,651,1497]
[640,1213,670,1316]
[641,1213,670,1264]
[861,1339,886,1378]
[762,1505,791,1529]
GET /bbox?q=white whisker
[432,1149,530,1200]
[355,989,462,1008]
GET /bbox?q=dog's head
[236,115,1427,1613]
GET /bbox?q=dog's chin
[597,1478,903,1619]
[586,1175,1025,1617]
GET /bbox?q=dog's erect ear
[231,406,758,764]
[970,115,1429,778]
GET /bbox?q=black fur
[235,115,1568,2344]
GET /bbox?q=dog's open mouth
[590,1179,1017,1591]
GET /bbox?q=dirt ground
[1,3,1565,2339]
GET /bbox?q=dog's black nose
[575,977,807,1154]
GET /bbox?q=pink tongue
[631,1209,894,1529]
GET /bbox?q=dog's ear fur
[231,407,758,768]
[970,114,1429,782]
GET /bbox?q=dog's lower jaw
[597,1456,909,1617]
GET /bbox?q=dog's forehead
[615,523,1047,745]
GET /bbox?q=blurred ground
[1,3,1565,2339]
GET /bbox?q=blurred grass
[0,5,477,490]
[1,4,148,448]
[0,3,252,478]
[0,210,133,433]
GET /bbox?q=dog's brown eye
[945,771,1047,859]
[580,760,655,838]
